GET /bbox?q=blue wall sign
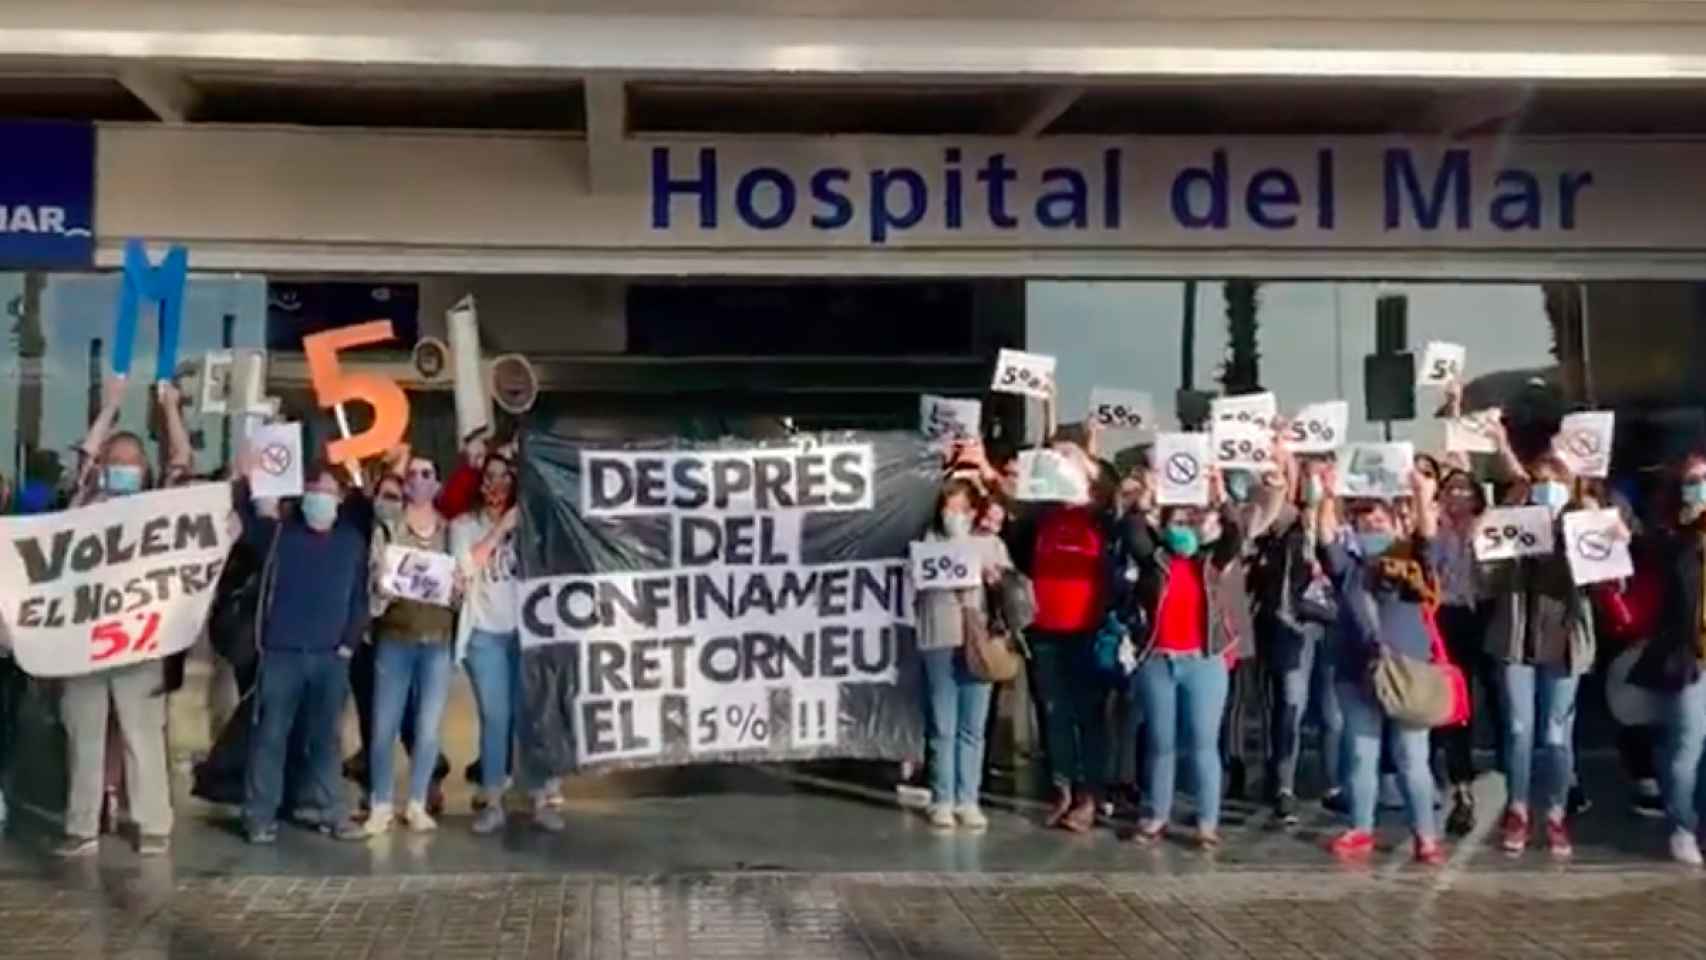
[0,121,95,268]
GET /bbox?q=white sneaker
[927,805,955,829]
[363,803,394,837]
[403,801,438,833]
[471,805,506,836]
[1670,830,1703,867]
[956,805,989,832]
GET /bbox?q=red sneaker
[1500,809,1530,854]
[1328,829,1376,859]
[1546,818,1574,859]
[1414,836,1447,866]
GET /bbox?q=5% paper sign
[909,540,981,591]
[1214,421,1277,472]
[1473,506,1556,561]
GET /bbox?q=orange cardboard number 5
[302,321,411,469]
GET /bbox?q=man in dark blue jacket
[239,460,372,844]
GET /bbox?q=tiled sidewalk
[2,866,1700,959]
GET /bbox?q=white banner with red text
[0,483,234,677]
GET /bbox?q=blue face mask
[104,465,144,496]
[1303,475,1325,506]
[1225,471,1252,503]
[1531,481,1570,511]
[1357,532,1395,558]
[1164,525,1200,557]
[1684,482,1706,508]
[300,491,340,531]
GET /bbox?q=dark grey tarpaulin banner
[515,430,937,773]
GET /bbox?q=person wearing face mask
[1120,453,1279,848]
[1315,467,1448,865]
[913,478,1014,830]
[1479,448,1597,860]
[1629,453,1706,864]
[235,455,373,845]
[1431,469,1499,836]
[342,471,451,814]
[452,453,567,835]
[52,377,192,858]
[1024,434,1118,832]
[1249,456,1342,824]
[361,457,458,835]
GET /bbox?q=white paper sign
[1213,420,1278,472]
[378,546,460,607]
[1154,433,1211,506]
[1562,508,1633,585]
[1087,387,1154,447]
[909,540,981,591]
[1285,400,1348,454]
[919,394,982,444]
[246,421,305,500]
[1554,411,1615,479]
[1013,448,1089,503]
[1334,442,1415,498]
[1211,392,1278,432]
[990,348,1056,399]
[1417,341,1467,386]
[0,483,235,677]
[1443,407,1502,455]
[1473,506,1557,561]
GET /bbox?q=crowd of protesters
[9,369,1706,870]
[913,378,1706,866]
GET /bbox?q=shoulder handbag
[1368,604,1469,729]
[961,590,1021,684]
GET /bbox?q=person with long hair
[1630,452,1706,864]
[914,477,1013,829]
[1432,468,1497,836]
[1249,455,1340,824]
[1125,454,1282,848]
[1481,436,1598,860]
[1316,466,1448,865]
[453,452,565,834]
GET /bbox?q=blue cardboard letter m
[112,239,188,382]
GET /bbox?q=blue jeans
[921,648,994,809]
[1135,653,1230,829]
[369,640,454,807]
[1311,631,1345,793]
[1030,632,1110,792]
[1264,623,1321,796]
[1500,662,1579,815]
[1339,682,1436,836]
[245,649,351,830]
[465,629,543,794]
[1662,675,1706,834]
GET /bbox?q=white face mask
[943,513,974,539]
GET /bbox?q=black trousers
[0,657,26,784]
[1431,602,1501,788]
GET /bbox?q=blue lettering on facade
[1384,148,1470,230]
[0,121,95,268]
[645,144,1593,242]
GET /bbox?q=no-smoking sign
[1563,508,1631,585]
[259,443,293,477]
[1155,433,1210,506]
[247,422,304,499]
[1554,411,1614,478]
